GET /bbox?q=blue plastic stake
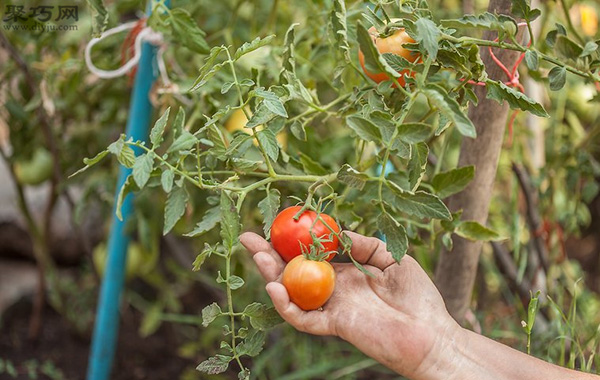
[86,6,162,380]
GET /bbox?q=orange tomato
[358,20,420,87]
[282,255,336,311]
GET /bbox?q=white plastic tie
[84,20,166,80]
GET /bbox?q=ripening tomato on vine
[358,19,421,87]
[270,206,340,263]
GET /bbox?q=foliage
[2,0,600,378]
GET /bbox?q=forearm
[420,327,599,380]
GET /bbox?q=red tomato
[270,206,340,262]
[282,255,336,311]
[358,20,420,87]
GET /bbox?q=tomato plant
[282,255,336,311]
[62,0,600,378]
[270,206,340,262]
[358,19,420,87]
[225,108,288,148]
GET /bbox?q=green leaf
[432,166,475,198]
[392,191,451,220]
[441,13,518,35]
[185,207,220,237]
[225,134,253,157]
[581,41,598,58]
[220,191,240,250]
[545,24,566,48]
[254,89,288,118]
[485,80,549,117]
[161,169,174,193]
[207,125,227,157]
[258,189,281,239]
[383,53,417,72]
[228,275,245,290]
[337,203,363,230]
[526,291,541,332]
[190,46,227,92]
[83,150,108,166]
[397,123,433,143]
[415,18,440,59]
[192,244,212,271]
[281,23,298,74]
[169,8,209,54]
[248,305,284,330]
[168,130,198,153]
[196,355,231,375]
[221,81,234,94]
[555,35,583,59]
[424,84,476,138]
[511,0,541,22]
[290,120,307,141]
[407,142,429,191]
[163,186,188,235]
[337,164,368,190]
[234,35,275,60]
[202,302,222,327]
[173,107,186,137]
[238,369,251,380]
[368,111,395,143]
[85,0,108,36]
[70,150,108,177]
[107,136,136,168]
[115,175,138,221]
[441,211,463,232]
[548,66,566,91]
[455,221,502,241]
[330,0,350,60]
[299,153,328,175]
[442,232,453,250]
[346,114,382,142]
[377,213,408,262]
[356,21,399,80]
[132,153,154,188]
[243,302,264,317]
[236,330,266,357]
[150,107,170,148]
[524,50,539,71]
[231,158,261,171]
[257,128,280,162]
[246,103,276,128]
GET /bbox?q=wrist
[410,318,468,380]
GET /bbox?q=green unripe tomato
[92,242,145,280]
[14,148,53,186]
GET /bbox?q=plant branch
[512,163,550,272]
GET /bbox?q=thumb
[342,231,395,270]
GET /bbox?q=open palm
[240,231,458,378]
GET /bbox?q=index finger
[240,232,285,282]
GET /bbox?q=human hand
[240,230,462,379]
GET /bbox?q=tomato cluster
[270,206,339,310]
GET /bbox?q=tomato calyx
[301,241,336,262]
[378,19,406,38]
[294,203,341,260]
